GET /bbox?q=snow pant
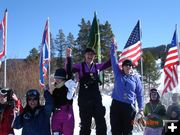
[78,90,107,135]
[51,105,74,135]
[144,127,163,135]
[110,99,136,135]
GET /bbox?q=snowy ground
[14,94,143,135]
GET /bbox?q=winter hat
[84,48,96,54]
[54,68,67,80]
[122,59,133,67]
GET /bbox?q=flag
[39,19,50,88]
[163,28,179,95]
[118,20,142,66]
[0,9,7,59]
[88,12,101,63]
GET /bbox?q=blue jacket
[13,91,53,135]
[110,44,144,110]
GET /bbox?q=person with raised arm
[110,42,144,135]
[66,47,111,135]
[13,87,53,135]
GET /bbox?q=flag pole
[139,20,144,89]
[175,24,179,93]
[47,17,51,89]
[4,9,7,87]
[176,24,180,63]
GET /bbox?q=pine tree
[54,29,66,67]
[76,18,91,61]
[50,33,56,72]
[140,51,161,90]
[26,48,39,63]
[100,21,114,61]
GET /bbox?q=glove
[65,79,78,100]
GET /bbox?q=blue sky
[0,0,180,58]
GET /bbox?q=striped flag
[163,28,179,95]
[0,9,7,59]
[118,20,142,66]
[39,19,50,88]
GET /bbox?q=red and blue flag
[0,9,7,59]
[39,19,50,88]
[119,20,142,66]
[163,28,179,95]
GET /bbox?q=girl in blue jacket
[13,88,53,135]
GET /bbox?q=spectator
[0,87,23,135]
[167,93,180,120]
[143,88,166,135]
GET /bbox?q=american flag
[163,29,179,95]
[0,9,7,59]
[119,20,142,66]
[39,19,50,88]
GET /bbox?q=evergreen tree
[100,21,114,61]
[139,51,161,90]
[26,48,39,63]
[76,18,91,61]
[55,29,66,67]
[50,33,56,72]
[67,32,79,63]
[67,32,75,48]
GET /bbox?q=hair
[149,88,160,103]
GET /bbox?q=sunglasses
[124,64,132,67]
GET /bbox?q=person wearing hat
[66,47,111,135]
[0,88,23,135]
[13,88,53,135]
[167,93,180,120]
[143,88,166,135]
[51,68,78,135]
[110,43,144,135]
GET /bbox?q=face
[84,52,96,64]
[27,96,38,109]
[122,64,132,75]
[172,94,180,104]
[54,77,64,84]
[0,94,7,104]
[150,92,158,101]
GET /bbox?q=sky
[0,0,180,58]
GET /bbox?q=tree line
[0,17,173,102]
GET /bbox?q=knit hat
[84,48,96,54]
[122,59,133,67]
[54,68,67,80]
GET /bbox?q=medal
[90,73,94,79]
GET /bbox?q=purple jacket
[66,57,111,80]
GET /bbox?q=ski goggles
[26,90,39,97]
